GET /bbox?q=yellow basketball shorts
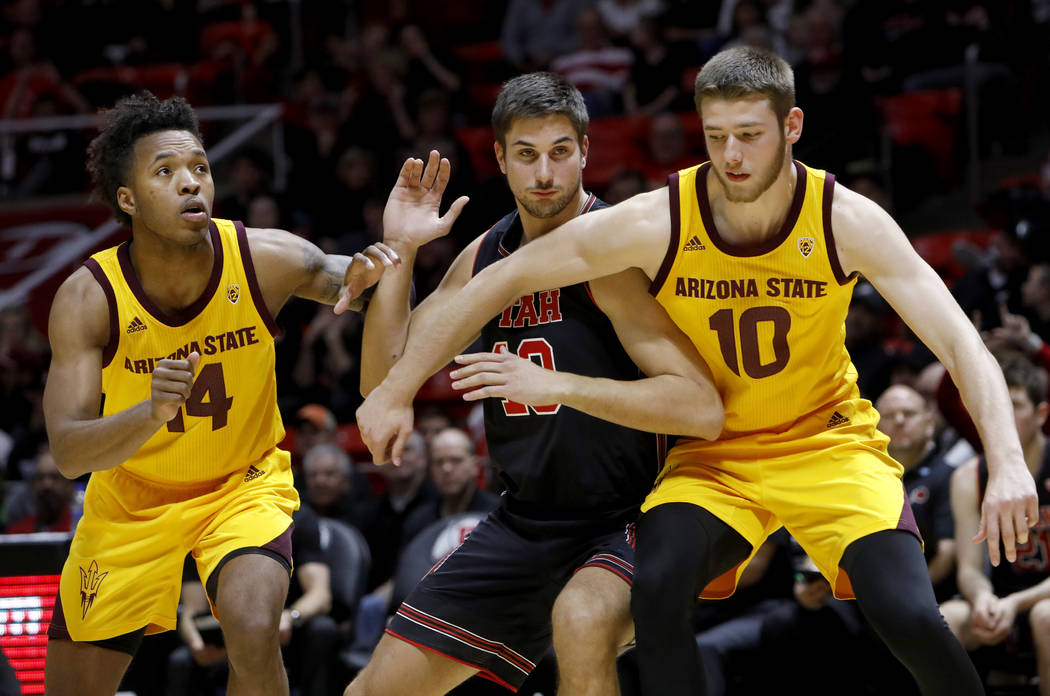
[53,448,299,642]
[641,434,918,600]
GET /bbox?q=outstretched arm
[835,184,1037,566]
[449,268,724,439]
[360,152,471,395]
[246,228,402,319]
[356,188,672,464]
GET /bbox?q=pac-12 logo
[227,284,241,304]
[798,237,815,258]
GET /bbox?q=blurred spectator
[357,430,438,592]
[845,281,896,401]
[245,193,283,230]
[416,406,452,448]
[941,350,1050,686]
[604,167,649,204]
[595,0,665,40]
[4,445,75,533]
[876,384,957,601]
[0,28,90,119]
[500,0,591,73]
[398,24,462,96]
[550,7,633,117]
[401,427,499,544]
[953,217,1040,333]
[623,17,687,117]
[914,361,978,468]
[641,112,700,188]
[302,442,371,531]
[292,306,364,420]
[217,148,272,222]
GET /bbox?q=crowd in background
[3,0,1050,694]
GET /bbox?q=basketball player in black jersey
[345,73,723,696]
[942,351,1050,691]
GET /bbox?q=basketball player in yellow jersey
[41,93,398,696]
[357,47,1039,695]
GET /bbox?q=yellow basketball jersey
[651,161,883,460]
[83,218,285,485]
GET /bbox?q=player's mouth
[180,198,209,222]
[726,172,750,182]
[531,189,559,198]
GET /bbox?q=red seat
[878,89,963,184]
[911,228,996,283]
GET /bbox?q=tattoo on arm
[301,239,348,304]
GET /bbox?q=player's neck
[128,225,215,314]
[708,161,796,245]
[518,187,588,245]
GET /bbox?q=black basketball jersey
[979,446,1050,595]
[471,194,665,519]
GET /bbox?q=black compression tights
[631,504,752,696]
[841,530,983,696]
[631,505,983,696]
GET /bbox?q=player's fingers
[973,513,987,543]
[372,242,401,266]
[453,352,500,365]
[333,289,349,315]
[461,386,498,401]
[352,252,376,270]
[420,150,441,189]
[1000,511,1018,564]
[450,360,502,378]
[441,195,471,228]
[362,245,395,267]
[390,425,411,468]
[985,512,1002,566]
[1015,505,1030,545]
[432,156,452,195]
[451,371,506,390]
[395,157,414,189]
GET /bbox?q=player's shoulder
[49,265,112,349]
[829,180,892,236]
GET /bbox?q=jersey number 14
[166,363,234,432]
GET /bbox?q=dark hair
[86,93,203,226]
[998,350,1049,407]
[694,46,795,125]
[491,72,588,147]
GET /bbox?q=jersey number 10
[492,339,561,417]
[166,363,234,432]
[709,306,792,379]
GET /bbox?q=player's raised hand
[356,382,415,466]
[450,348,564,406]
[974,458,1038,566]
[151,351,199,423]
[382,150,469,248]
[334,243,401,314]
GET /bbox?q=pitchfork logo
[79,560,109,620]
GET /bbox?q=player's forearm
[48,401,167,478]
[554,373,723,439]
[289,586,332,620]
[927,541,956,587]
[385,263,520,398]
[943,338,1025,469]
[957,563,994,604]
[1005,576,1050,613]
[360,244,417,395]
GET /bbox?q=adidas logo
[126,316,147,334]
[826,411,850,428]
[244,465,265,482]
[684,235,706,251]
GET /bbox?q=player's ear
[494,141,507,175]
[784,107,803,145]
[116,186,136,218]
[580,134,589,168]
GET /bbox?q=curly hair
[86,93,203,227]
